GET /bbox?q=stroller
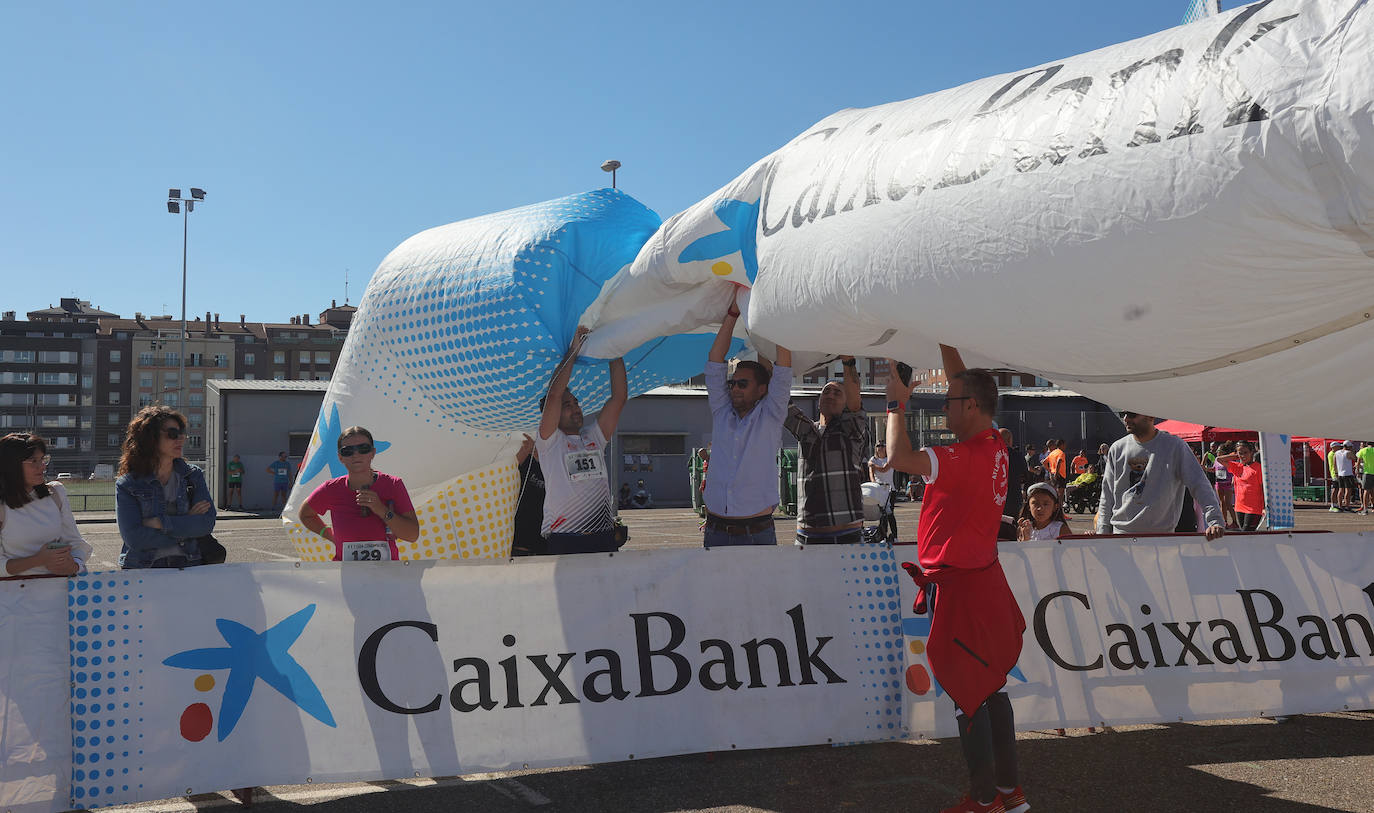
[861,481,896,543]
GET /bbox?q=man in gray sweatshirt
[1096,411,1226,539]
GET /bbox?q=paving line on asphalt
[244,546,299,562]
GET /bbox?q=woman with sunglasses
[0,433,92,577]
[115,405,217,569]
[299,426,419,561]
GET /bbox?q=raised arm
[840,355,861,412]
[708,295,741,363]
[883,359,932,479]
[598,357,628,438]
[540,326,589,440]
[774,345,792,370]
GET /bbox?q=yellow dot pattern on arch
[284,462,520,561]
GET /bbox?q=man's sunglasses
[1119,411,1139,419]
[162,427,184,440]
[339,443,374,457]
[726,379,753,389]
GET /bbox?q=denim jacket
[116,460,217,569]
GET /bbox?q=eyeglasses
[1119,411,1139,419]
[339,443,374,457]
[942,396,973,409]
[25,454,51,467]
[162,427,184,440]
[726,379,752,390]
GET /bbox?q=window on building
[109,370,121,383]
[189,393,204,407]
[314,351,330,365]
[139,352,154,365]
[82,374,93,390]
[139,373,153,388]
[116,332,128,341]
[13,350,34,363]
[164,352,178,367]
[244,352,255,365]
[619,434,688,455]
[0,372,34,385]
[164,393,178,407]
[212,372,228,380]
[187,434,203,450]
[110,350,122,363]
[108,411,120,425]
[108,391,120,404]
[214,354,227,368]
[139,395,153,407]
[36,393,75,406]
[244,372,256,380]
[189,413,203,428]
[80,395,92,407]
[107,433,121,447]
[273,351,285,365]
[190,372,204,386]
[164,374,179,390]
[187,353,202,367]
[80,437,92,451]
[80,417,91,430]
[298,350,310,365]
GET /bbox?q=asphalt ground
[72,503,1374,813]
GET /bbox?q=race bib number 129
[341,541,393,562]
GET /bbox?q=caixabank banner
[900,534,1374,738]
[63,546,904,808]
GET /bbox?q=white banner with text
[5,534,1374,812]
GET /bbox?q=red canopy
[1153,420,1254,443]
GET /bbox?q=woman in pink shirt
[299,426,420,561]
[1217,440,1265,532]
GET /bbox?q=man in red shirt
[884,345,1028,813]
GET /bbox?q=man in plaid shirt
[785,356,869,544]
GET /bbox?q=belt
[704,513,775,535]
[795,529,865,545]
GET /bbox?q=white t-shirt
[869,456,895,489]
[1335,448,1355,477]
[535,423,616,537]
[0,483,92,576]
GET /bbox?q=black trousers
[957,691,1019,803]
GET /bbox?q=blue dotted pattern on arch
[837,546,905,742]
[346,188,737,439]
[68,576,144,808]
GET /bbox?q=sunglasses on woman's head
[339,443,373,457]
[162,427,184,440]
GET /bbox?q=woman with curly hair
[115,405,216,569]
[0,433,91,576]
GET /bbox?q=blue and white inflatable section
[283,189,741,561]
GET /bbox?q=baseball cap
[1027,482,1059,501]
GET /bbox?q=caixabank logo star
[162,604,337,742]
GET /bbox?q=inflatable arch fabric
[286,0,1374,557]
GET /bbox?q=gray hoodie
[1097,430,1224,534]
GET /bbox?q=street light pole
[166,188,205,406]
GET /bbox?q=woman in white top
[0,433,91,577]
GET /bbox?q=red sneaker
[998,785,1030,813]
[939,795,1006,813]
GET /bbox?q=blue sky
[1,1,1193,322]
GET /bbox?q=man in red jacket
[884,345,1028,813]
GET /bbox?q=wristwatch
[384,510,395,521]
[886,400,905,413]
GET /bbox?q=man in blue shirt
[266,451,293,511]
[701,292,791,548]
